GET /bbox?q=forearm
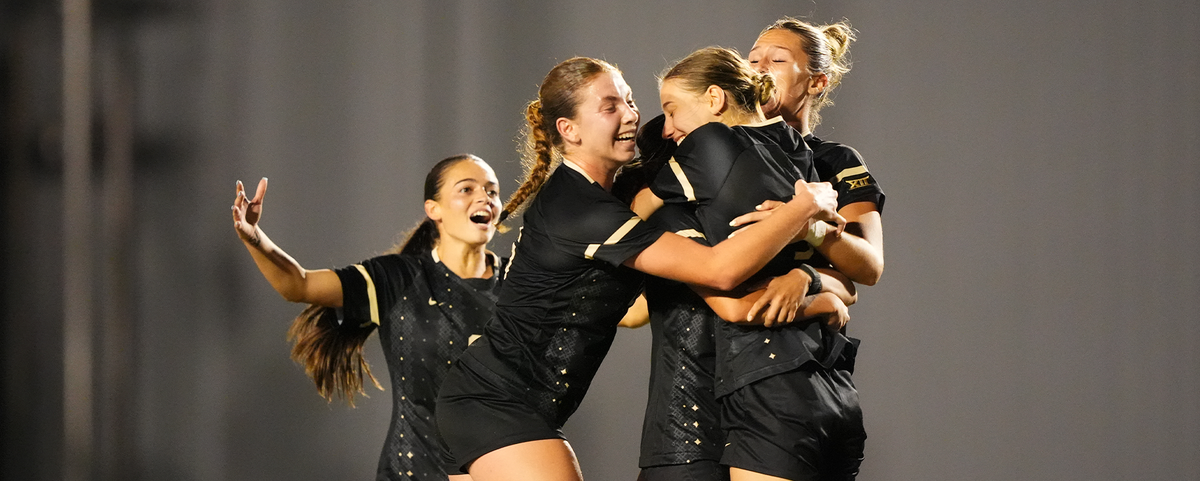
[703,198,817,289]
[815,268,857,306]
[696,287,763,324]
[241,225,317,303]
[815,207,883,285]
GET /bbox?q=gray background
[3,0,1198,480]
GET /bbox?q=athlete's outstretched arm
[232,178,342,307]
[626,180,843,291]
[731,200,884,285]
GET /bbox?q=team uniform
[436,160,666,471]
[637,203,728,481]
[650,117,817,281]
[649,119,884,480]
[334,249,505,480]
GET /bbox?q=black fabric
[334,251,505,480]
[638,204,725,468]
[650,119,818,280]
[805,135,885,213]
[721,367,866,481]
[436,354,564,472]
[638,460,729,481]
[439,163,666,464]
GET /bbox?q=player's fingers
[757,199,784,211]
[747,296,769,323]
[251,177,268,204]
[729,211,768,228]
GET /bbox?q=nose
[621,103,639,126]
[661,117,675,141]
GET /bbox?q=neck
[435,238,491,279]
[563,154,619,191]
[721,106,766,127]
[787,103,813,136]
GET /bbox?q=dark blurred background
[3,0,1198,480]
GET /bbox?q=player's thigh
[468,438,582,481]
[729,467,793,481]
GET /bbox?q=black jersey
[650,118,817,242]
[456,160,665,428]
[650,118,818,277]
[639,203,725,468]
[335,250,504,481]
[806,134,885,212]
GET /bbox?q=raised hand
[232,177,268,245]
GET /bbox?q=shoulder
[739,119,806,150]
[807,135,864,165]
[676,122,746,158]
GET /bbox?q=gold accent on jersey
[835,165,869,182]
[675,229,706,239]
[585,217,642,259]
[352,264,381,326]
[846,177,872,190]
[667,157,697,202]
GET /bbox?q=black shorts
[720,368,866,480]
[638,460,729,481]
[436,359,564,472]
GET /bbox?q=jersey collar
[560,159,598,184]
[742,116,786,128]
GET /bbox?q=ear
[808,73,830,97]
[705,85,727,115]
[556,117,580,146]
[424,199,442,222]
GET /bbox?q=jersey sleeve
[333,255,414,327]
[541,193,667,267]
[813,142,885,213]
[649,122,742,205]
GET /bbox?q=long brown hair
[497,57,619,226]
[761,17,856,128]
[661,46,775,117]
[287,154,480,406]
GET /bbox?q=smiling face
[426,158,501,248]
[659,78,722,144]
[748,28,824,125]
[558,71,640,166]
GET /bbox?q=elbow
[849,260,884,287]
[705,273,742,293]
[279,289,305,304]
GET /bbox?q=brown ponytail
[287,305,382,406]
[287,154,477,406]
[498,57,619,227]
[761,17,857,128]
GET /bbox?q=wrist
[797,263,822,297]
[804,220,828,247]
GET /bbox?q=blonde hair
[661,46,775,117]
[498,57,619,225]
[761,17,856,128]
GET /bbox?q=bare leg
[468,439,583,481]
[729,467,791,481]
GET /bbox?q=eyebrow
[454,178,498,187]
[750,45,793,55]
